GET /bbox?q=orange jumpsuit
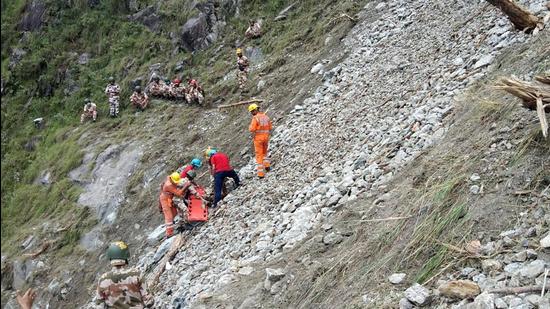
[159,176,186,237]
[249,112,272,177]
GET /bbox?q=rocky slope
[2,0,549,308]
[133,0,549,308]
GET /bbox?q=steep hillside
[1,0,549,308]
[147,1,549,308]
[1,0,362,308]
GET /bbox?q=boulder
[322,232,343,246]
[180,14,210,52]
[519,259,546,279]
[469,292,495,309]
[129,6,161,33]
[265,268,286,283]
[404,283,431,306]
[13,259,36,290]
[78,53,91,65]
[438,280,481,299]
[481,259,502,273]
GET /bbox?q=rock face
[18,0,46,31]
[438,280,480,299]
[180,14,210,52]
[74,143,144,224]
[178,1,234,52]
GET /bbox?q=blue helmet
[208,149,217,157]
[191,158,202,168]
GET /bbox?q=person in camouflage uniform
[130,86,149,111]
[245,19,262,39]
[171,79,186,100]
[105,76,121,117]
[236,48,249,91]
[146,76,164,97]
[185,78,204,105]
[96,241,153,308]
[81,98,97,123]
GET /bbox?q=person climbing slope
[236,48,249,92]
[80,98,97,123]
[248,103,272,178]
[205,149,240,208]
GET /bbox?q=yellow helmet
[236,48,243,55]
[204,147,212,158]
[170,172,181,183]
[248,103,259,112]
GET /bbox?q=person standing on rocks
[158,172,200,237]
[130,86,149,111]
[248,103,272,178]
[80,98,97,123]
[205,149,240,208]
[96,241,153,308]
[236,48,249,92]
[105,76,121,117]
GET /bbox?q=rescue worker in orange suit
[158,172,194,238]
[205,149,240,208]
[248,103,273,178]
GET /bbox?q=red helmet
[173,79,181,85]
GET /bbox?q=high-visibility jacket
[159,176,185,210]
[249,112,272,138]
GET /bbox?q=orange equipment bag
[187,185,208,222]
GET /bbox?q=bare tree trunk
[486,0,540,31]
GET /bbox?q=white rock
[404,283,431,306]
[238,266,254,276]
[388,273,406,284]
[310,63,325,74]
[540,233,550,248]
[473,54,494,69]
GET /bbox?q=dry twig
[217,98,264,110]
[488,285,542,294]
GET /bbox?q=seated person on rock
[245,19,262,39]
[146,75,164,97]
[130,86,149,111]
[163,78,174,98]
[80,98,97,123]
[185,77,205,105]
[171,78,186,100]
